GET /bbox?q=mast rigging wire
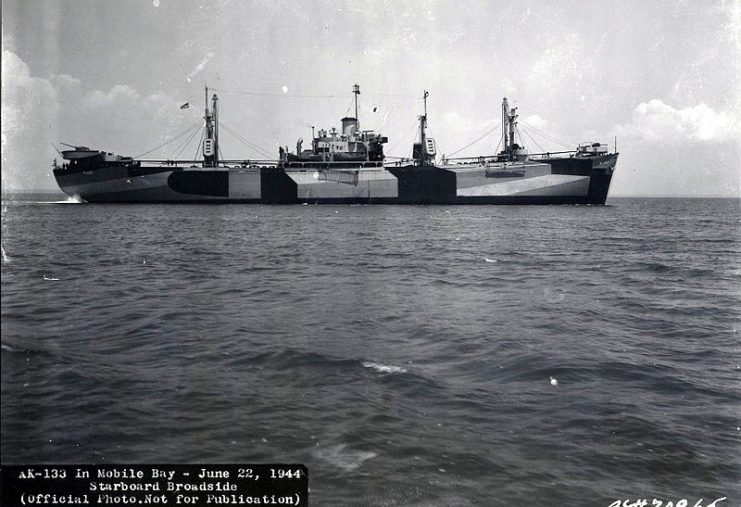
[518,119,572,149]
[344,96,355,117]
[192,128,205,162]
[220,123,274,158]
[516,125,545,153]
[133,120,203,158]
[173,124,204,159]
[492,134,503,156]
[209,87,420,100]
[447,124,501,157]
[210,88,341,99]
[387,118,420,154]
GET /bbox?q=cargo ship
[53,85,618,204]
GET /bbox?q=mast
[500,97,519,160]
[204,85,209,123]
[212,92,219,166]
[202,84,219,167]
[509,104,517,152]
[502,97,509,156]
[353,84,360,130]
[411,90,436,166]
[419,90,429,166]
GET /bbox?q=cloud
[611,99,740,143]
[50,73,82,90]
[84,84,139,109]
[607,100,740,197]
[1,51,195,193]
[522,114,548,130]
[2,50,59,192]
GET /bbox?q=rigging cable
[516,125,545,153]
[192,128,206,162]
[133,120,203,158]
[492,134,503,156]
[209,87,341,99]
[220,123,275,158]
[447,124,501,157]
[387,118,421,155]
[344,95,355,117]
[209,87,421,100]
[220,123,274,159]
[173,124,204,159]
[518,119,572,149]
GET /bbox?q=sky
[2,0,740,196]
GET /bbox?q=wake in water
[52,195,84,204]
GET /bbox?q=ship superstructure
[285,85,387,165]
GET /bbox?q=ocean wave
[2,198,739,503]
[311,443,377,472]
[1,342,18,352]
[362,361,407,374]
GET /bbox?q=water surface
[2,198,739,505]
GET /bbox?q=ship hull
[53,155,617,205]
